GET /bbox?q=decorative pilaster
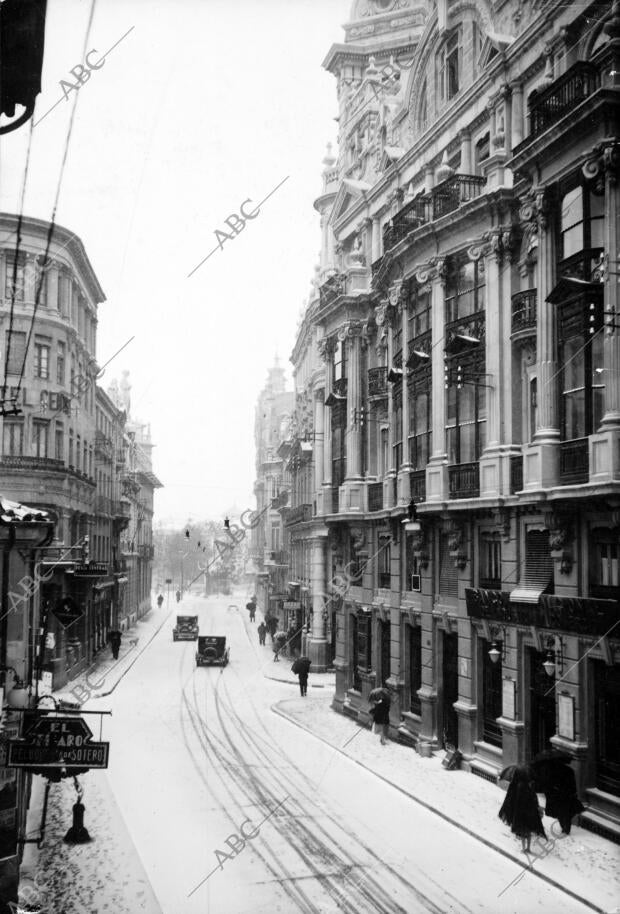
[314,389,325,495]
[344,323,363,480]
[419,259,448,502]
[318,337,336,513]
[524,189,560,489]
[510,81,523,149]
[308,532,330,671]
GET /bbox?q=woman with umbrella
[291,656,311,696]
[368,685,391,745]
[498,765,546,853]
[273,630,287,662]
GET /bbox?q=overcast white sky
[0,0,352,525]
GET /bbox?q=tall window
[438,30,460,102]
[417,79,428,133]
[446,372,487,465]
[378,537,391,589]
[334,339,346,382]
[4,330,27,376]
[407,283,431,341]
[380,427,389,476]
[392,387,402,471]
[479,534,501,589]
[76,434,81,470]
[590,529,620,599]
[356,612,372,673]
[34,260,47,306]
[332,401,347,487]
[559,182,604,265]
[481,638,503,747]
[5,256,25,301]
[558,298,604,441]
[57,341,66,385]
[3,419,23,456]
[34,341,50,379]
[58,271,71,316]
[55,423,64,461]
[445,255,485,324]
[409,626,422,714]
[69,429,74,466]
[351,615,361,690]
[408,378,431,470]
[32,420,49,458]
[438,533,458,597]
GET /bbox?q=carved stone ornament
[317,337,337,362]
[388,279,404,309]
[548,519,572,552]
[447,522,468,570]
[351,529,367,555]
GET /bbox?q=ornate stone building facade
[286,0,620,837]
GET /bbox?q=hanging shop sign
[52,596,83,628]
[283,601,301,610]
[7,714,109,776]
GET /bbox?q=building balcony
[368,367,388,398]
[319,272,346,309]
[285,503,312,526]
[559,438,589,485]
[113,499,132,518]
[368,482,383,512]
[264,550,288,566]
[382,175,487,254]
[448,462,480,499]
[429,174,487,220]
[510,454,524,494]
[333,377,348,398]
[528,61,599,139]
[409,470,426,503]
[511,289,537,336]
[558,248,604,283]
[0,455,65,472]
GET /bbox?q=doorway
[528,647,556,756]
[593,661,620,796]
[442,631,459,748]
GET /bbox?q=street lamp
[0,666,29,709]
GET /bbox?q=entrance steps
[581,788,620,844]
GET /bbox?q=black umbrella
[368,687,390,702]
[499,765,518,782]
[295,656,311,674]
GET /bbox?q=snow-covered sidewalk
[273,694,620,914]
[19,608,171,914]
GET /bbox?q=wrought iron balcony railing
[285,503,312,526]
[333,377,348,398]
[511,289,537,334]
[558,248,604,283]
[0,455,65,472]
[528,61,599,138]
[319,272,346,308]
[368,366,388,397]
[448,462,480,499]
[559,438,589,485]
[407,330,432,369]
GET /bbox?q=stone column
[47,265,59,313]
[319,338,335,514]
[399,290,412,503]
[345,327,363,479]
[314,388,325,494]
[424,262,448,501]
[424,164,434,193]
[510,82,524,149]
[372,216,381,261]
[308,532,330,670]
[590,144,620,482]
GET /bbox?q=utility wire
[14,0,98,400]
[2,117,36,407]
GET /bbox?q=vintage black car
[173,615,199,641]
[196,636,230,667]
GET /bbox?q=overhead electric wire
[14,0,98,401]
[1,117,36,407]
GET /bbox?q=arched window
[417,78,428,132]
[437,30,461,103]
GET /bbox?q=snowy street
[81,592,605,914]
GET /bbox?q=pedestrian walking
[109,629,122,660]
[266,616,278,642]
[531,751,584,835]
[369,687,391,745]
[257,621,267,645]
[175,589,181,603]
[292,656,311,696]
[156,594,164,609]
[273,631,287,662]
[498,765,546,853]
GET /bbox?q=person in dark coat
[156,594,164,608]
[109,630,122,660]
[266,616,278,642]
[499,765,546,853]
[292,657,311,696]
[369,693,391,745]
[246,600,256,622]
[257,621,267,646]
[534,759,584,834]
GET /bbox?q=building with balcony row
[282,0,620,839]
[0,213,162,691]
[250,360,294,627]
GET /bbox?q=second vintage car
[172,615,199,641]
[195,635,230,667]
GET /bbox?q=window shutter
[439,534,458,596]
[511,529,553,603]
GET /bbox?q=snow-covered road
[99,592,598,914]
